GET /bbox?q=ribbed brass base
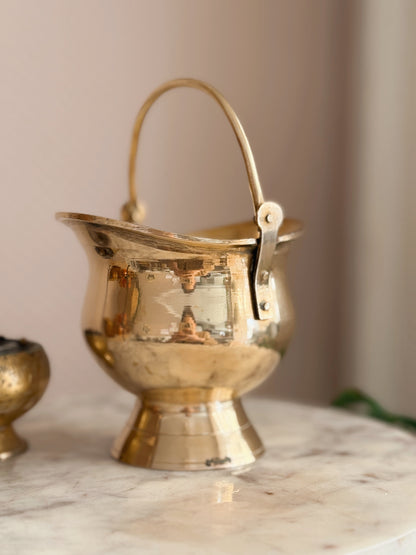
[111,389,264,470]
[0,425,27,461]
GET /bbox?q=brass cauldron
[57,79,302,470]
[0,338,49,460]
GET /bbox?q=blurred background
[1,1,414,413]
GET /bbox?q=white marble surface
[2,393,416,554]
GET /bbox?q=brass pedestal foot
[0,425,27,461]
[112,389,264,470]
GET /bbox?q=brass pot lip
[0,337,43,357]
[56,212,303,248]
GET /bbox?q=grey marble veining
[1,393,416,554]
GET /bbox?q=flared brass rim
[56,211,303,249]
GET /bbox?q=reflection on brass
[103,264,140,337]
[0,338,49,460]
[85,331,114,367]
[108,265,135,288]
[167,260,215,293]
[56,78,302,470]
[103,314,130,337]
[169,306,217,345]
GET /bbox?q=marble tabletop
[1,393,416,554]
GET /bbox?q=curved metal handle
[122,78,266,223]
[123,78,283,320]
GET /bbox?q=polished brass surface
[57,78,302,470]
[0,338,49,460]
[112,389,264,470]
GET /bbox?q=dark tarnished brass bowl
[0,338,49,460]
[57,78,302,470]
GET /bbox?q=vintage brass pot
[0,338,49,460]
[57,79,302,470]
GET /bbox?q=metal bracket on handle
[253,201,284,320]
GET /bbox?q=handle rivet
[260,301,271,311]
[265,213,273,223]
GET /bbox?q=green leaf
[331,388,416,432]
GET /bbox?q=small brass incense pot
[0,337,49,460]
[57,78,302,470]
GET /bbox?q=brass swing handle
[123,78,283,320]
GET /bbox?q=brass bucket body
[57,78,302,470]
